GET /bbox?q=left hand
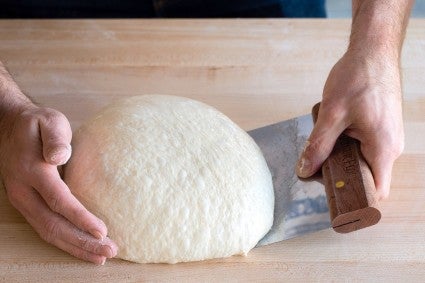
[0,105,118,264]
[296,49,404,200]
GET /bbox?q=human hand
[296,49,404,200]
[0,105,118,264]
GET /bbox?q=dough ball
[64,95,274,264]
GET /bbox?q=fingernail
[91,230,104,241]
[95,245,113,258]
[301,140,310,154]
[107,246,114,258]
[49,145,72,165]
[101,258,106,265]
[296,141,311,177]
[296,157,312,177]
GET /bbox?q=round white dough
[65,95,274,264]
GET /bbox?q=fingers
[370,160,393,201]
[38,109,72,166]
[359,138,403,200]
[3,106,119,264]
[6,182,118,264]
[56,239,107,265]
[33,166,108,241]
[296,105,347,178]
[296,107,402,201]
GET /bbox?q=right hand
[0,105,118,265]
[296,50,404,200]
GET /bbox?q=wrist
[345,46,400,72]
[349,0,412,64]
[348,35,400,64]
[348,14,401,64]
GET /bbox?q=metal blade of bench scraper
[248,114,331,246]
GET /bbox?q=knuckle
[305,137,332,162]
[6,187,21,207]
[15,111,37,131]
[392,144,404,158]
[75,232,96,252]
[73,230,89,247]
[19,109,37,122]
[371,126,404,161]
[320,101,346,123]
[378,189,390,201]
[386,132,405,159]
[45,191,63,213]
[5,188,25,210]
[78,236,91,250]
[41,218,60,244]
[42,107,62,122]
[38,108,64,130]
[40,109,72,145]
[43,109,69,129]
[394,138,405,157]
[69,204,87,218]
[325,108,344,123]
[45,188,91,229]
[70,207,100,234]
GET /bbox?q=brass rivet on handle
[335,181,345,189]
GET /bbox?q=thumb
[39,109,72,166]
[296,108,346,178]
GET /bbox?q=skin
[0,62,118,265]
[0,0,414,263]
[296,0,414,200]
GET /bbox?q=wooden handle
[312,103,381,233]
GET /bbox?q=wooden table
[1,19,424,282]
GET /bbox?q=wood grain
[1,19,425,282]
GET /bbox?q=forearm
[350,0,414,61]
